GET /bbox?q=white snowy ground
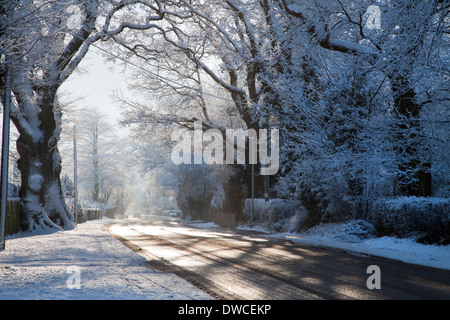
[0,219,211,300]
[1,218,449,300]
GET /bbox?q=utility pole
[251,161,254,222]
[73,125,78,224]
[0,63,11,251]
[249,136,255,223]
[264,127,270,204]
[264,175,269,203]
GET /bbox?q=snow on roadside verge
[0,219,211,300]
[236,219,450,271]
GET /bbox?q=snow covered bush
[276,152,359,229]
[370,197,450,245]
[242,199,308,232]
[303,219,376,243]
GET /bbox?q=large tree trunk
[17,138,73,231]
[15,96,74,231]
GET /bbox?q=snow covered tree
[75,108,120,203]
[112,0,297,202]
[271,0,449,225]
[0,0,175,231]
[282,0,448,198]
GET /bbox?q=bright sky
[60,46,130,134]
[58,47,139,191]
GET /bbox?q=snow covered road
[2,217,449,300]
[109,218,450,300]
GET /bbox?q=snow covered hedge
[370,197,450,245]
[242,199,308,232]
[241,197,450,245]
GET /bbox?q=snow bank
[239,219,450,271]
[0,220,211,300]
[239,197,450,270]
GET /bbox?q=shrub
[242,198,308,232]
[370,197,450,245]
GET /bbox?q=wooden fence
[3,201,105,236]
[86,209,101,220]
[5,199,20,236]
